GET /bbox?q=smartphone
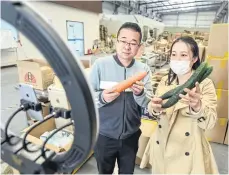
[18,83,44,121]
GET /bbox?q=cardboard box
[206,118,228,144]
[216,89,228,118]
[135,135,151,168]
[224,127,228,145]
[135,45,145,59]
[203,40,208,46]
[53,75,63,89]
[136,119,157,168]
[207,24,228,57]
[23,118,71,152]
[198,45,205,62]
[204,33,209,41]
[135,157,151,169]
[12,167,20,174]
[140,119,158,137]
[204,47,208,60]
[22,119,92,174]
[207,59,228,90]
[81,60,90,69]
[53,68,91,90]
[55,118,74,133]
[17,59,54,90]
[137,135,150,159]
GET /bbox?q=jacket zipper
[119,68,126,139]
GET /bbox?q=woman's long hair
[167,36,201,85]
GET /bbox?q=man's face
[116,28,141,61]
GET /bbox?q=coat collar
[113,54,135,68]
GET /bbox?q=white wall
[18,2,100,60]
[162,11,216,28]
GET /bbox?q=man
[89,22,152,174]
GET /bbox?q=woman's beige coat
[140,76,219,174]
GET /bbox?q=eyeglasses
[117,39,140,48]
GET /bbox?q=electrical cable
[41,121,74,159]
[4,106,24,145]
[22,113,55,153]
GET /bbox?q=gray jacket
[89,54,152,139]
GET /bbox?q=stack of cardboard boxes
[17,59,54,123]
[205,24,228,145]
[203,32,209,46]
[135,119,158,168]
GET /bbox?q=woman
[141,36,219,174]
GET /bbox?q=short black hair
[117,22,142,42]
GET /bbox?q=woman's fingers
[152,103,162,108]
[179,94,189,101]
[195,82,200,93]
[152,97,163,103]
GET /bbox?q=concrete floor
[1,66,228,174]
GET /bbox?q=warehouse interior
[1,0,228,174]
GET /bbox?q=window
[66,20,85,57]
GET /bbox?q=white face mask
[170,60,191,75]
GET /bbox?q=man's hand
[151,97,163,113]
[131,81,144,95]
[102,88,120,103]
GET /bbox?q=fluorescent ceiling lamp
[170,0,196,2]
[169,0,183,3]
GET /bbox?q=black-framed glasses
[117,39,140,48]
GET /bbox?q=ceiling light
[169,0,183,3]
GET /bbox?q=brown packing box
[224,127,228,145]
[140,119,158,137]
[53,75,63,89]
[135,119,157,168]
[206,118,228,144]
[204,33,209,41]
[204,47,208,60]
[207,59,228,90]
[198,45,205,62]
[216,89,228,119]
[203,40,208,46]
[135,135,151,168]
[17,59,54,90]
[55,118,74,133]
[23,118,71,152]
[81,60,90,69]
[137,135,150,159]
[21,119,92,174]
[207,24,228,57]
[12,167,20,174]
[135,157,151,169]
[53,68,91,89]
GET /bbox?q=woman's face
[170,41,197,66]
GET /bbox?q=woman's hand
[179,82,202,112]
[151,97,163,113]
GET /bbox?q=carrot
[113,72,147,93]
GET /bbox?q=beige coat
[140,76,219,174]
